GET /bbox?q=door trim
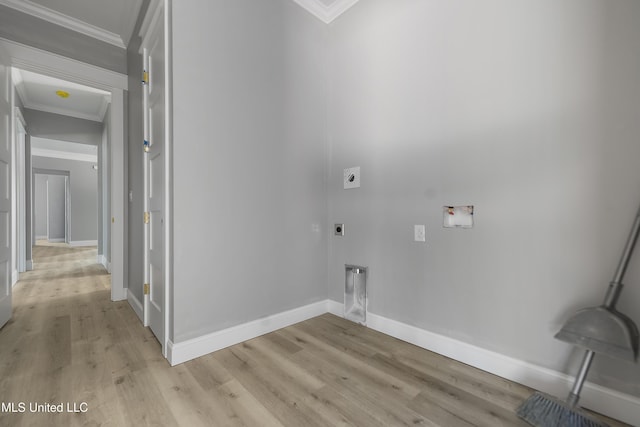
[1,38,128,301]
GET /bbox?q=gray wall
[32,157,98,242]
[327,0,640,397]
[126,0,150,304]
[0,4,126,74]
[23,109,103,146]
[46,175,66,241]
[34,174,48,239]
[171,0,328,342]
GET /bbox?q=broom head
[517,392,609,427]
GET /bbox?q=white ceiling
[13,68,110,122]
[0,0,143,48]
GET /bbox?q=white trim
[327,301,639,427]
[14,105,26,128]
[163,0,173,360]
[97,255,110,273]
[35,235,47,240]
[0,39,127,91]
[327,299,343,317]
[167,300,329,366]
[19,102,104,122]
[98,98,110,122]
[32,148,97,163]
[127,289,144,322]
[291,0,360,23]
[69,240,97,247]
[0,0,126,48]
[47,238,65,243]
[11,269,18,287]
[14,81,28,111]
[109,88,125,303]
[26,260,32,271]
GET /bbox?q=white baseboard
[26,260,33,271]
[97,255,111,273]
[36,235,47,240]
[70,240,98,247]
[111,286,127,302]
[327,299,343,317]
[167,300,329,366]
[127,289,144,323]
[328,301,639,427]
[11,270,19,287]
[48,238,65,243]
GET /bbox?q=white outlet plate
[344,167,360,189]
[414,225,426,242]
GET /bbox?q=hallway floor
[0,245,628,426]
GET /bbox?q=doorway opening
[2,38,128,304]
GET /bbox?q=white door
[143,7,165,346]
[0,44,12,328]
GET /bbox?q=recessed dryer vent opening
[345,265,367,325]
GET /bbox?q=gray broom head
[517,392,609,427]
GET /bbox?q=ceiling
[0,0,143,48]
[0,0,360,47]
[13,68,110,123]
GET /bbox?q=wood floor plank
[214,346,328,427]
[184,355,233,391]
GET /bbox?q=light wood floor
[0,244,629,426]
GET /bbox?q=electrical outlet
[335,224,345,236]
[414,225,426,242]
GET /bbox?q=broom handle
[567,349,595,407]
[565,205,640,407]
[604,204,640,308]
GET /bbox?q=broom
[516,349,608,427]
[518,203,640,427]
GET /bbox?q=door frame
[138,0,172,357]
[34,169,70,244]
[1,38,128,301]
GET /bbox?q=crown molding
[291,0,360,23]
[0,0,126,48]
